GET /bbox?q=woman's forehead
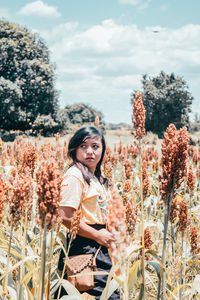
[82,135,102,143]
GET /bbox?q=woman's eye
[93,145,99,149]
[80,144,86,149]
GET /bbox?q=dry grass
[13,128,161,150]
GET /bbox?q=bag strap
[94,245,102,260]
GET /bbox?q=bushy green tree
[57,103,105,134]
[0,20,58,132]
[132,71,193,137]
[64,103,103,124]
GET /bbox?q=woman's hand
[59,206,116,248]
[95,228,116,248]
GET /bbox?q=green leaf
[50,279,60,297]
[0,256,37,281]
[145,249,162,263]
[128,260,142,290]
[100,263,119,300]
[146,261,161,279]
[22,265,40,285]
[61,279,80,295]
[60,296,80,300]
[102,278,119,300]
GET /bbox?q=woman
[56,126,119,299]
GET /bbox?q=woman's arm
[58,206,115,248]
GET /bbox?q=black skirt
[55,224,120,300]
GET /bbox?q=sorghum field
[0,93,200,300]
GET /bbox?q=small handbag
[65,246,101,292]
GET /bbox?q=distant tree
[0,20,59,132]
[60,103,104,124]
[132,71,193,137]
[57,103,105,133]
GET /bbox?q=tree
[0,20,59,132]
[64,103,103,124]
[132,71,193,137]
[57,103,105,134]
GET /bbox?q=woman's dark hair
[68,126,108,186]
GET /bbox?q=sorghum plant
[132,91,146,299]
[36,159,62,229]
[178,199,188,299]
[190,226,198,254]
[107,189,130,299]
[36,158,62,299]
[0,174,7,223]
[18,143,37,177]
[187,165,195,194]
[132,92,146,140]
[8,172,33,228]
[159,125,189,299]
[107,189,128,262]
[139,227,153,260]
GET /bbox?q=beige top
[60,165,109,224]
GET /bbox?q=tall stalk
[139,140,145,299]
[41,222,47,300]
[37,220,47,300]
[131,91,146,298]
[179,231,184,300]
[3,225,13,298]
[158,187,174,300]
[46,229,54,300]
[170,223,175,259]
[35,229,42,299]
[18,207,28,300]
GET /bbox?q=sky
[0,0,200,124]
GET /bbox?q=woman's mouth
[86,157,94,161]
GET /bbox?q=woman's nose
[86,146,93,154]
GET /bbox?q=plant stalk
[159,187,174,300]
[171,222,175,259]
[46,229,54,300]
[139,140,145,299]
[41,222,47,300]
[37,220,47,300]
[179,231,184,300]
[18,207,28,300]
[3,225,13,297]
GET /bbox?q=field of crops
[0,96,200,300]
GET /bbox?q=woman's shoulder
[63,165,84,184]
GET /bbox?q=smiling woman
[55,126,120,299]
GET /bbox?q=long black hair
[68,126,108,186]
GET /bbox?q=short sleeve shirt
[60,166,109,224]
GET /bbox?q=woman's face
[76,136,103,174]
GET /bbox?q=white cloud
[118,0,151,9]
[119,0,142,5]
[17,1,60,18]
[36,20,200,123]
